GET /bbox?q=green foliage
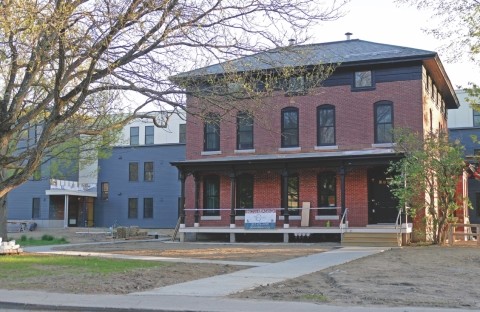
[17,235,68,246]
[387,129,467,244]
[40,234,54,241]
[302,293,329,302]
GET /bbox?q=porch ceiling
[172,149,403,173]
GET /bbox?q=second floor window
[281,107,299,148]
[145,126,154,145]
[204,114,220,151]
[129,162,138,181]
[374,101,394,144]
[474,110,480,127]
[144,162,154,181]
[317,105,335,146]
[237,112,253,150]
[130,127,139,145]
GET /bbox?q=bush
[41,235,54,241]
[20,235,27,242]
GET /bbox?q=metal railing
[339,208,348,234]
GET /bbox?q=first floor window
[203,175,220,216]
[129,162,139,181]
[282,174,299,215]
[128,198,138,219]
[32,198,40,219]
[374,101,393,143]
[236,174,254,216]
[144,162,154,181]
[318,173,337,215]
[144,198,153,219]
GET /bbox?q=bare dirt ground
[4,228,480,309]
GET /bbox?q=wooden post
[229,172,236,227]
[194,173,200,227]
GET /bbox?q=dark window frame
[128,198,138,219]
[281,174,300,216]
[130,127,139,146]
[179,124,186,143]
[317,104,336,146]
[281,107,299,148]
[286,75,306,95]
[129,162,139,182]
[32,197,40,219]
[203,114,220,151]
[317,173,337,215]
[473,110,480,127]
[144,161,154,182]
[145,126,154,145]
[236,112,254,150]
[203,175,220,216]
[374,101,394,144]
[353,70,375,90]
[236,174,254,216]
[101,182,109,200]
[143,198,153,219]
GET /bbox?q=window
[318,173,337,215]
[145,126,154,145]
[203,176,220,216]
[129,162,138,181]
[32,198,40,219]
[128,198,138,218]
[474,149,480,156]
[204,114,220,151]
[144,162,154,182]
[130,127,139,145]
[101,182,109,200]
[287,76,305,94]
[354,71,372,88]
[179,124,186,143]
[474,110,480,127]
[374,101,393,143]
[236,174,254,216]
[237,112,253,150]
[144,198,153,218]
[476,193,480,217]
[282,174,299,216]
[317,105,335,146]
[281,107,299,147]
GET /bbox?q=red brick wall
[186,80,424,160]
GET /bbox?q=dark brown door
[368,167,398,224]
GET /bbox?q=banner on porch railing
[245,209,276,229]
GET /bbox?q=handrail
[395,208,403,230]
[171,217,181,241]
[339,208,348,233]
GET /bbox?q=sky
[311,0,479,89]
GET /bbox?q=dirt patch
[231,246,480,309]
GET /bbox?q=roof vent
[345,32,353,40]
[288,39,296,46]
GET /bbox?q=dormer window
[287,76,306,95]
[353,70,373,89]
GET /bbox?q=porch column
[194,173,200,227]
[339,164,346,221]
[229,172,236,228]
[179,170,186,228]
[63,195,69,228]
[281,169,289,228]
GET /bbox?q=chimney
[345,32,352,40]
[288,39,296,46]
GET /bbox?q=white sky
[310,0,479,89]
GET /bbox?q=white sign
[245,209,276,229]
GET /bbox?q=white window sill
[315,145,338,150]
[201,216,221,221]
[201,151,222,156]
[315,215,340,221]
[278,216,301,221]
[371,143,395,148]
[278,147,301,152]
[234,149,255,154]
[235,216,245,221]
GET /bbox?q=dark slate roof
[175,39,436,78]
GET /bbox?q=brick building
[172,38,459,244]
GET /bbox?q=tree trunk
[0,194,7,240]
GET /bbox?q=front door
[368,166,398,224]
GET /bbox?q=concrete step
[342,232,401,247]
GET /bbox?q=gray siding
[8,179,50,220]
[95,144,185,228]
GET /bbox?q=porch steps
[341,232,401,247]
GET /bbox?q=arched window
[374,101,393,143]
[317,105,335,146]
[281,107,299,147]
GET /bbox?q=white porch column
[63,195,69,228]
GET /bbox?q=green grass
[302,293,329,302]
[0,254,170,279]
[16,235,69,246]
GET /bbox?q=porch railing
[339,208,348,234]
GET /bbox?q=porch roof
[45,190,98,197]
[172,148,402,171]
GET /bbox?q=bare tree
[0,0,348,238]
